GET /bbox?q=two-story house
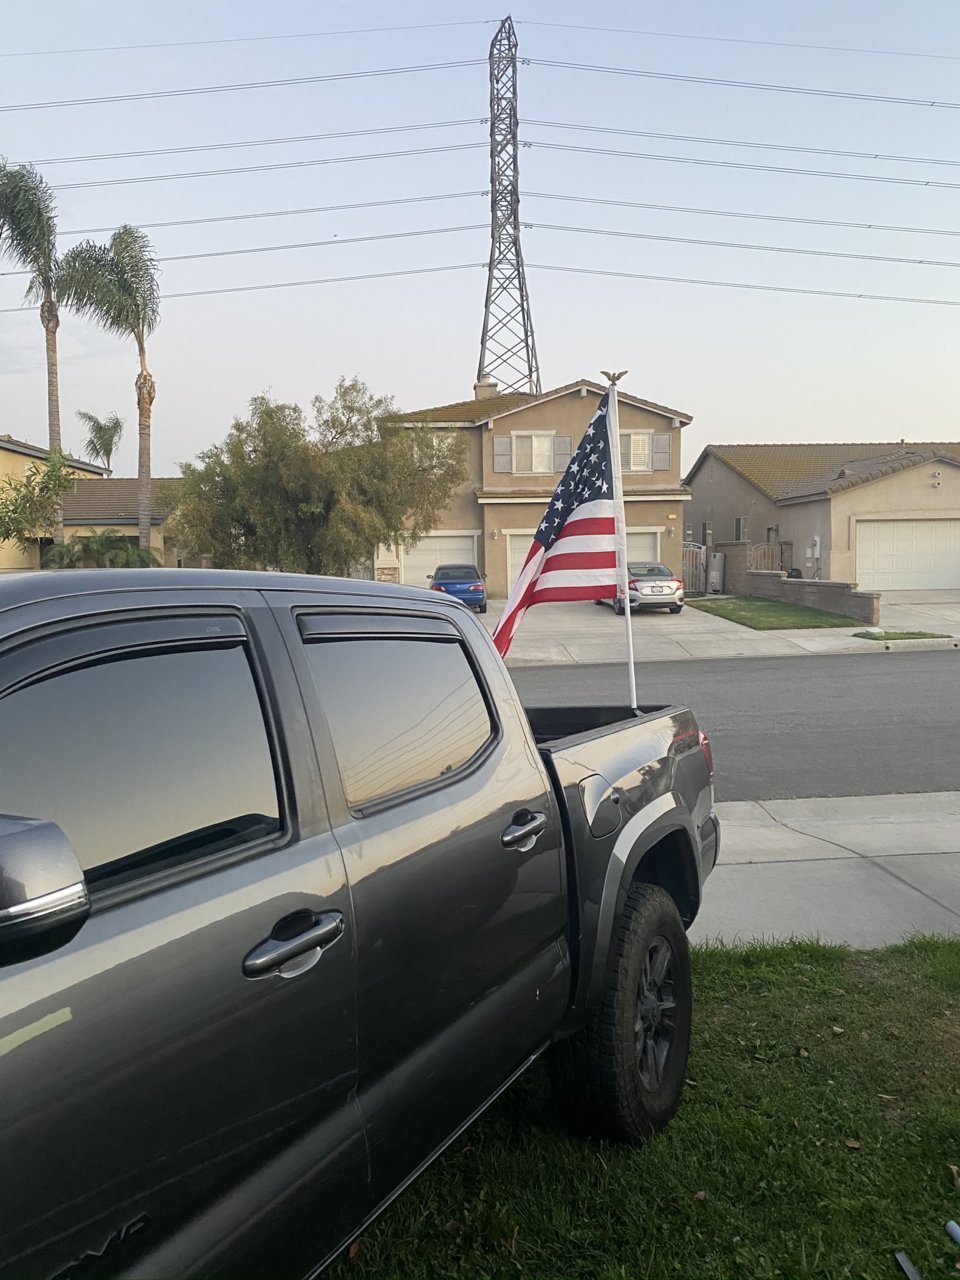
[379,377,693,597]
[0,435,107,572]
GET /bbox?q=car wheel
[669,605,683,614]
[614,599,625,616]
[550,883,692,1143]
[478,603,487,614]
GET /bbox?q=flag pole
[604,372,638,712]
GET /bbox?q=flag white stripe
[540,534,619,558]
[531,569,620,591]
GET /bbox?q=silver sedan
[596,563,685,615]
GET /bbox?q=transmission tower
[477,15,542,395]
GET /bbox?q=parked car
[427,562,487,613]
[596,562,686,615]
[0,570,717,1280]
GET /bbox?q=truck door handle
[501,810,548,852]
[242,910,344,979]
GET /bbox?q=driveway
[879,589,960,634]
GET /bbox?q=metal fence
[749,543,782,571]
[683,542,707,595]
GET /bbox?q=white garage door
[627,531,659,564]
[857,519,960,591]
[402,534,477,586]
[507,529,659,589]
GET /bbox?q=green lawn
[853,630,950,642]
[688,596,860,630]
[340,938,960,1280]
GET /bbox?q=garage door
[857,520,960,591]
[402,534,477,586]
[507,529,660,589]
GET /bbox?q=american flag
[492,391,621,657]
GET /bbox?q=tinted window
[303,637,493,808]
[0,645,281,879]
[433,565,481,582]
[628,563,672,577]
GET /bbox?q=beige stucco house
[379,377,693,597]
[685,443,960,590]
[0,433,185,570]
[0,434,107,572]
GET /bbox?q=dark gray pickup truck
[0,570,718,1280]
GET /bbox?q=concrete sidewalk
[689,791,960,948]
[480,598,960,666]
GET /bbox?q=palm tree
[76,410,124,474]
[0,162,64,540]
[58,226,160,549]
[42,528,160,569]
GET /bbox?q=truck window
[303,637,494,809]
[0,645,281,882]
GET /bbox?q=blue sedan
[428,564,487,614]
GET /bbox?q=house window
[513,432,554,474]
[735,517,746,541]
[619,432,653,472]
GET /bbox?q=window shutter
[553,435,573,472]
[493,435,512,473]
[652,432,672,471]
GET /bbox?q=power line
[60,191,487,237]
[28,119,486,167]
[0,59,485,114]
[530,58,960,110]
[528,262,960,307]
[527,139,960,190]
[527,221,960,269]
[517,20,960,64]
[57,190,960,244]
[4,259,958,311]
[524,190,960,239]
[0,263,485,313]
[49,143,487,192]
[6,214,953,283]
[523,118,960,170]
[0,225,487,279]
[1,19,496,59]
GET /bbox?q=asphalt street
[511,650,960,802]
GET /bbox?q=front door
[274,597,570,1208]
[0,596,363,1280]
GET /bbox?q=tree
[77,410,124,473]
[0,162,64,540]
[43,527,160,569]
[58,226,160,549]
[0,451,75,562]
[167,379,467,575]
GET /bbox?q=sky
[3,0,960,476]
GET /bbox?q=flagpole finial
[601,369,628,385]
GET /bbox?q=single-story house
[61,477,187,566]
[685,443,960,590]
[381,376,694,597]
[0,434,107,572]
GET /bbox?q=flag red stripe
[530,584,619,603]
[554,517,617,541]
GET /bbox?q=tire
[669,605,683,614]
[550,883,692,1144]
[614,599,625,616]
[478,603,487,615]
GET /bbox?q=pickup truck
[0,570,718,1280]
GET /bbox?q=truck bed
[523,703,675,747]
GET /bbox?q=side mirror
[427,574,434,581]
[0,816,90,968]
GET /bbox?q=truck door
[274,600,570,1209]
[0,597,364,1280]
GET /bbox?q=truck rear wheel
[550,883,692,1143]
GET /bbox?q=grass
[338,938,960,1280]
[687,596,860,630]
[853,630,951,642]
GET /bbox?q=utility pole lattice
[477,15,541,395]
